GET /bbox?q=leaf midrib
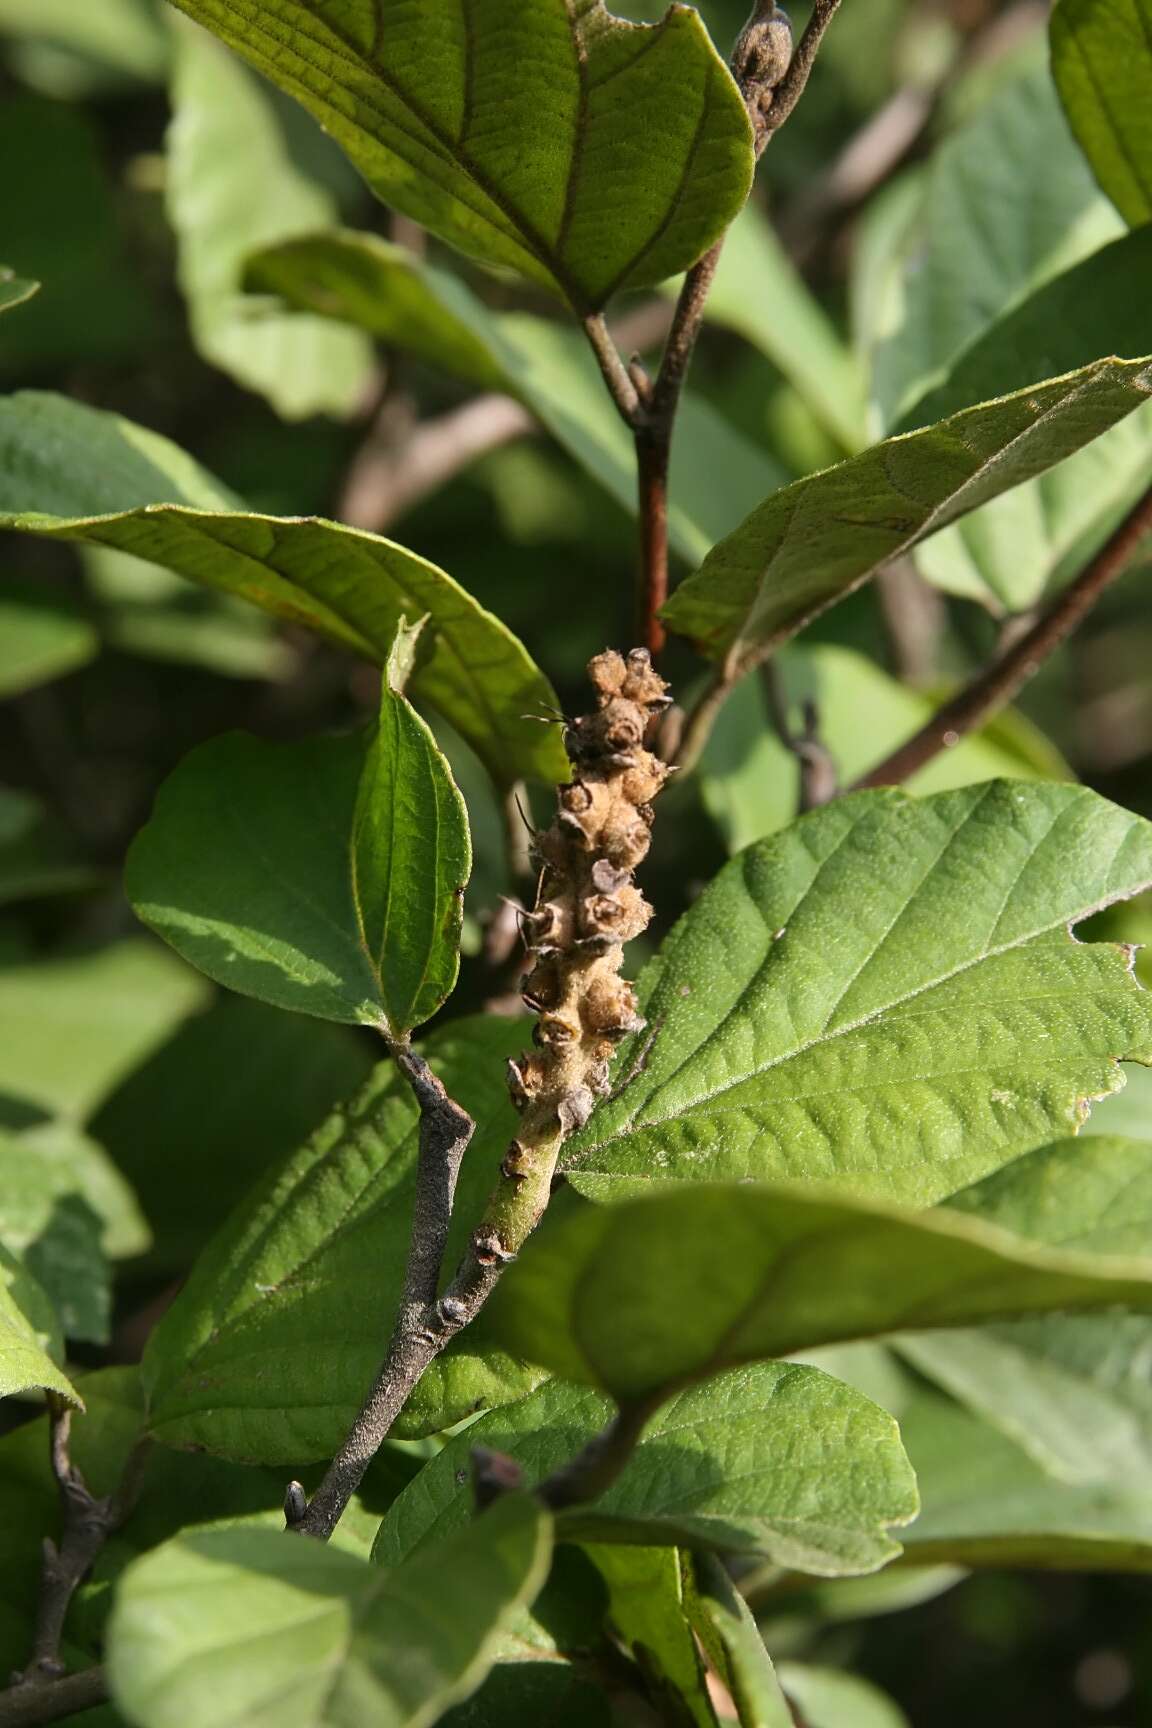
[577,802,1152,1158]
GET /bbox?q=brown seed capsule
[521,954,562,1012]
[557,1086,596,1135]
[501,1140,531,1181]
[535,1011,581,1049]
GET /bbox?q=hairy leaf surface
[0,392,567,784]
[164,0,753,309]
[565,784,1152,1205]
[375,1366,917,1577]
[1052,0,1152,227]
[662,359,1152,661]
[106,1496,551,1728]
[490,1179,1152,1402]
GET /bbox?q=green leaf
[898,1135,1152,1482]
[0,1242,81,1408]
[106,1495,552,1728]
[0,1118,149,1344]
[488,1178,1152,1405]
[871,58,1122,429]
[0,940,208,1122]
[0,392,567,785]
[898,1380,1152,1571]
[245,231,509,390]
[584,1547,716,1728]
[775,1665,910,1728]
[0,579,98,698]
[91,996,374,1275]
[126,671,470,1033]
[143,1017,543,1462]
[899,227,1152,431]
[700,204,868,455]
[0,268,39,314]
[166,16,372,418]
[0,0,169,84]
[662,357,1152,662]
[901,228,1152,612]
[565,783,1152,1206]
[351,622,471,1034]
[0,1363,396,1679]
[244,229,783,561]
[375,1366,917,1577]
[686,1552,794,1728]
[699,645,1067,854]
[1052,0,1152,227]
[165,0,753,311]
[866,62,1152,613]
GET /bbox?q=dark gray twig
[0,1668,108,1728]
[289,1047,475,1539]
[759,0,845,139]
[536,1399,659,1511]
[761,662,838,811]
[11,1401,149,1688]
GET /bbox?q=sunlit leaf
[106,1496,552,1728]
[1052,0,1152,227]
[165,0,754,309]
[0,391,568,784]
[663,358,1152,662]
[565,783,1152,1205]
[166,16,372,418]
[375,1366,917,1577]
[0,1243,81,1408]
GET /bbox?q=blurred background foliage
[2,1,1151,1721]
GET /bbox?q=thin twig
[583,313,643,428]
[338,393,535,532]
[854,487,1152,789]
[670,656,741,774]
[759,0,846,139]
[761,662,838,810]
[0,1669,108,1728]
[292,653,671,1542]
[289,1047,475,1539]
[536,1398,660,1510]
[604,0,824,658]
[11,1403,150,1689]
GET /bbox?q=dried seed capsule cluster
[468,648,671,1268]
